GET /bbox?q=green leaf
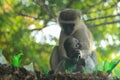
[97,61,105,71]
[97,59,120,74]
[103,61,111,72]
[65,60,75,72]
[12,53,23,67]
[106,59,120,74]
[0,48,2,54]
[114,68,120,78]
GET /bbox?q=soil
[0,64,119,80]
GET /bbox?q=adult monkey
[50,9,97,73]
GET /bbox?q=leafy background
[0,0,120,75]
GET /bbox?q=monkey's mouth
[68,50,80,59]
[65,27,73,35]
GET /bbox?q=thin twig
[17,12,39,20]
[66,0,74,8]
[82,1,117,14]
[85,14,120,22]
[89,20,120,27]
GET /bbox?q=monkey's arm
[59,31,68,59]
[54,59,65,74]
[81,51,98,72]
[50,46,60,70]
[74,27,93,52]
[90,51,98,66]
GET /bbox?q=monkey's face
[61,23,75,35]
[59,9,80,35]
[69,49,80,59]
[64,37,81,59]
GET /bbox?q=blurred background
[0,0,120,74]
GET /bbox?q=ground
[0,64,119,80]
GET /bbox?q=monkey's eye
[75,44,80,48]
[74,39,81,49]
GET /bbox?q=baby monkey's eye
[75,43,82,49]
[74,44,79,48]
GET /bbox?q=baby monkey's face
[64,37,81,59]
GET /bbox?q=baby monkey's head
[64,37,81,59]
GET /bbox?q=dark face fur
[64,37,81,59]
[61,23,75,35]
[59,9,80,35]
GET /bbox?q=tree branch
[85,14,120,22]
[17,12,40,20]
[29,28,43,31]
[89,20,120,27]
[30,20,120,31]
[66,0,74,8]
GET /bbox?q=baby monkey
[54,37,85,73]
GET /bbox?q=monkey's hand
[64,58,76,73]
[73,56,85,72]
[78,57,85,66]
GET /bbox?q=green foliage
[97,59,120,74]
[65,60,75,72]
[83,58,120,77]
[0,49,2,54]
[114,68,120,78]
[12,53,23,67]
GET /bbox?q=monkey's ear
[79,11,82,19]
[76,10,81,16]
[76,10,82,19]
